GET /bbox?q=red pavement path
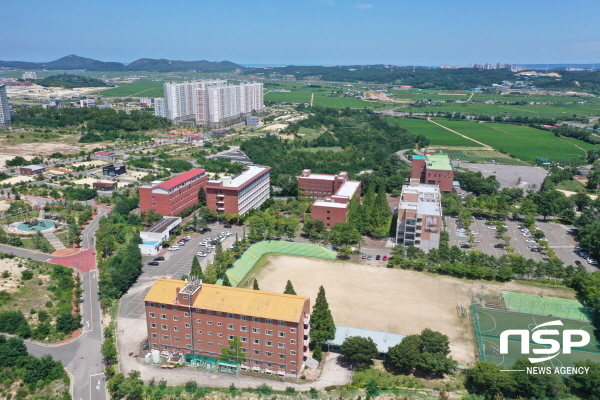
[49,249,97,272]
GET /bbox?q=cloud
[354,4,373,8]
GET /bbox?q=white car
[197,252,207,257]
[525,239,536,243]
[169,246,180,251]
[487,226,497,230]
[206,245,215,249]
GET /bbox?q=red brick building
[205,165,271,215]
[410,154,454,192]
[144,279,311,377]
[139,169,208,216]
[19,165,45,175]
[297,169,361,228]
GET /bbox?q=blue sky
[2,0,600,66]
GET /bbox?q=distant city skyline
[3,0,600,66]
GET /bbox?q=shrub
[21,270,33,280]
[257,383,272,395]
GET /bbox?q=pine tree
[253,279,260,290]
[312,343,322,362]
[222,274,232,287]
[190,256,204,280]
[284,280,296,295]
[198,187,207,207]
[310,286,335,345]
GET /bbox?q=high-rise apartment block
[139,169,208,216]
[298,170,361,228]
[396,179,442,251]
[157,80,263,127]
[144,278,311,377]
[410,154,454,192]
[0,85,11,127]
[205,165,271,215]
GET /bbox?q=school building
[410,153,454,192]
[139,169,208,216]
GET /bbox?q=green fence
[216,241,337,287]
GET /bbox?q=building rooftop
[143,216,181,234]
[142,241,160,246]
[95,151,114,156]
[207,165,270,188]
[145,279,309,322]
[425,154,453,171]
[156,169,205,191]
[22,164,45,170]
[327,325,406,353]
[399,184,442,216]
[335,180,360,199]
[312,201,348,209]
[300,173,335,181]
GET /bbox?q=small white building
[139,240,162,256]
[139,216,181,243]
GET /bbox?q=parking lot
[446,216,599,272]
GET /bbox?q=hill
[37,74,112,89]
[0,54,243,72]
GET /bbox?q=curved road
[7,208,109,400]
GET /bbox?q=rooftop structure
[140,216,181,243]
[411,153,454,192]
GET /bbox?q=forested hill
[240,107,427,194]
[37,74,111,89]
[0,54,243,72]
[243,65,516,88]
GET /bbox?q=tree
[303,218,327,244]
[328,223,361,247]
[566,360,600,400]
[222,274,232,287]
[340,336,378,369]
[56,312,79,334]
[387,328,456,376]
[190,256,204,280]
[510,358,565,399]
[338,246,353,259]
[140,210,163,227]
[310,286,335,344]
[253,279,259,290]
[198,187,207,207]
[284,280,296,295]
[466,361,515,400]
[312,343,322,362]
[220,336,246,363]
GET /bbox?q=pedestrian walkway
[42,230,66,250]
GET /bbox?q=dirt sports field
[254,255,578,366]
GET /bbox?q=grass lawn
[433,120,586,163]
[387,117,481,147]
[556,179,586,192]
[94,80,165,97]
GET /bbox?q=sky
[2,0,600,66]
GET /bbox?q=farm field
[433,120,587,163]
[387,117,482,147]
[266,90,373,109]
[562,136,600,151]
[94,80,165,97]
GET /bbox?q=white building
[158,80,263,127]
[396,179,442,251]
[140,216,182,243]
[0,85,11,127]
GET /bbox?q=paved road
[0,245,52,261]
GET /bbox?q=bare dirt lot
[2,175,36,185]
[254,255,578,366]
[0,141,97,163]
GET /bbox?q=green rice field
[387,117,482,147]
[433,120,587,163]
[266,90,373,109]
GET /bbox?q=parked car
[575,260,582,266]
[361,254,367,259]
[375,255,381,260]
[169,246,179,251]
[487,226,497,230]
[153,257,165,261]
[494,243,504,249]
[382,255,388,261]
[367,255,372,260]
[147,261,159,266]
[461,244,471,248]
[201,228,212,233]
[224,224,232,228]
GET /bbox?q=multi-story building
[0,85,11,127]
[144,278,311,377]
[298,169,361,228]
[158,80,263,127]
[139,169,208,216]
[396,179,442,251]
[410,153,454,192]
[205,165,271,215]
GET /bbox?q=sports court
[502,291,596,321]
[472,306,600,372]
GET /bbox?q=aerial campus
[1,51,600,400]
